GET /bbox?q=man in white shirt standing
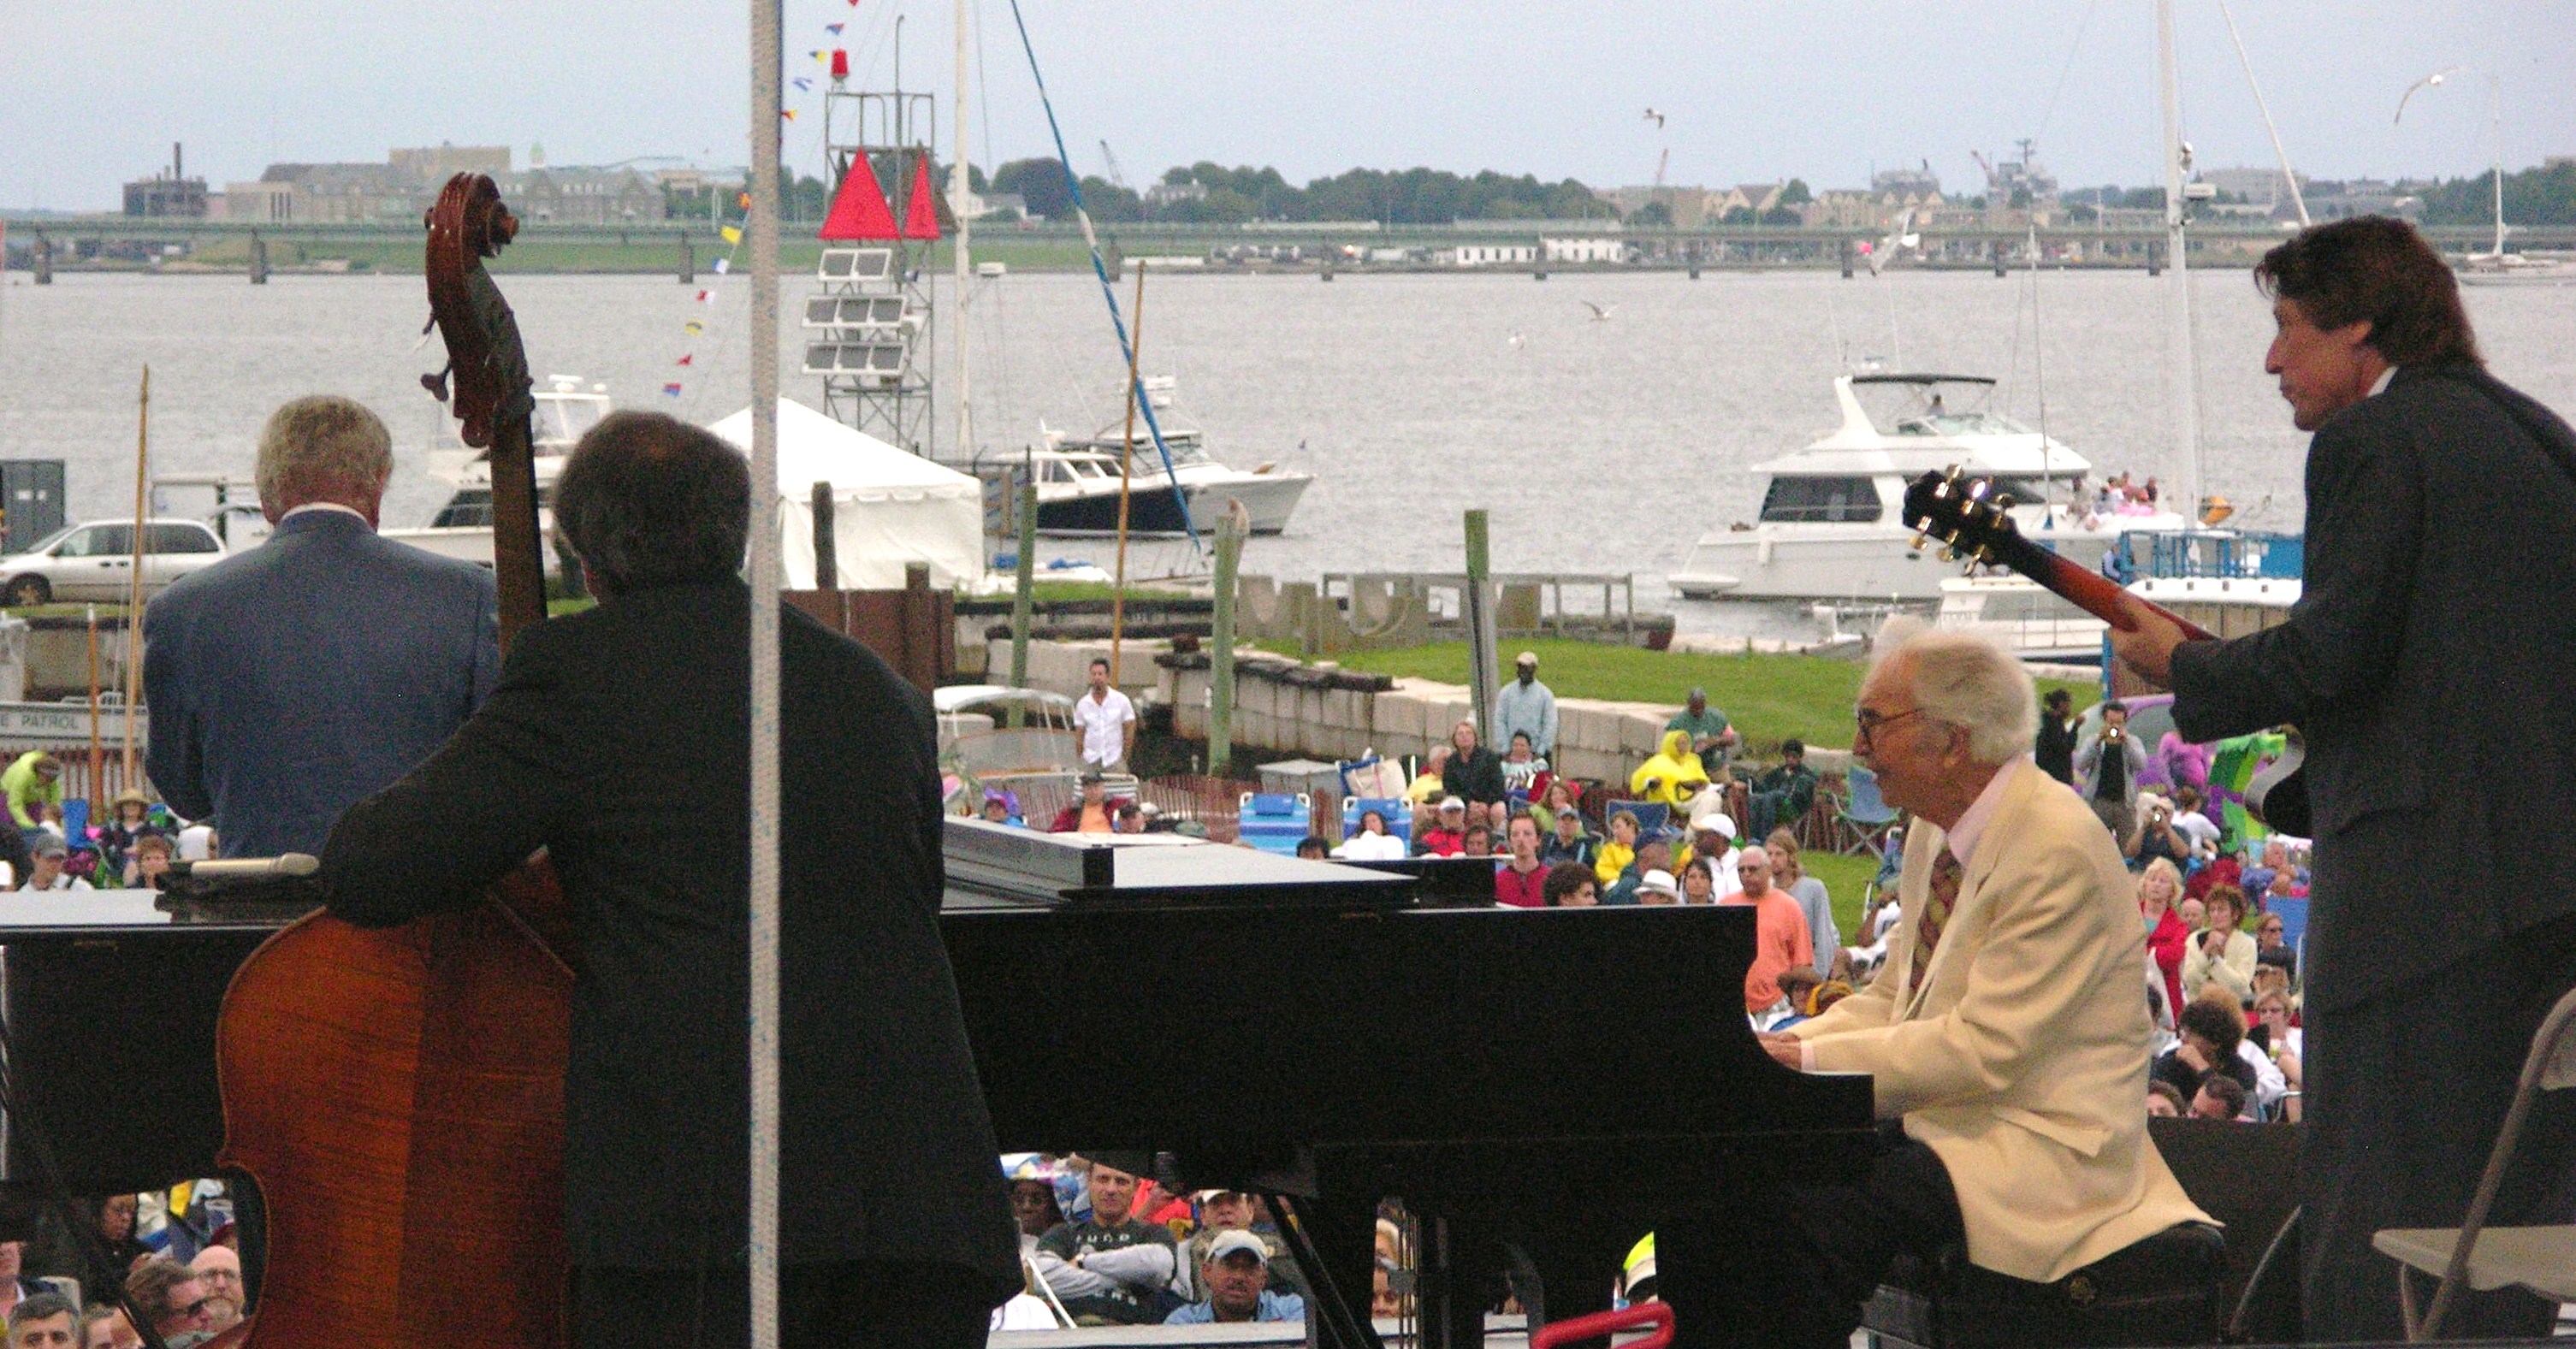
[1073,657,1137,773]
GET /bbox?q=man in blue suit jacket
[145,395,497,861]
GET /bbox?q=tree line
[985,159,1615,225]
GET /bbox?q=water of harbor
[3,267,2570,635]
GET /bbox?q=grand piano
[0,823,1876,1348]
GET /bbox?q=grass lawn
[1802,849,1890,945]
[1329,638,2094,758]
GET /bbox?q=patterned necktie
[1918,848,1964,964]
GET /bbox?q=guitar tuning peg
[1910,530,1930,551]
[1967,479,1990,500]
[1939,547,1958,563]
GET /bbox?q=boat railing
[2105,530,2302,583]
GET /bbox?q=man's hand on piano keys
[1756,1031,1804,1070]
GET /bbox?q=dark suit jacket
[320,581,1017,1288]
[143,509,498,859]
[2170,363,2576,1010]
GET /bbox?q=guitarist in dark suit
[2111,216,2576,1341]
[321,411,1018,1348]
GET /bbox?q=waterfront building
[1542,236,1624,263]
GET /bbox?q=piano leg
[1417,1213,1486,1349]
[1268,1192,1387,1349]
[1517,1234,1614,1346]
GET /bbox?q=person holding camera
[2073,701,2148,839]
[2123,792,2191,873]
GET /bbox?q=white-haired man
[145,395,498,858]
[1655,624,2206,1348]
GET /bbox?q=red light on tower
[830,49,850,81]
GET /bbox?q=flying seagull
[1643,108,1666,129]
[1581,301,1616,322]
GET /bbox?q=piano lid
[942,816,1416,912]
[0,888,289,940]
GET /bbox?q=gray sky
[5,2,2567,210]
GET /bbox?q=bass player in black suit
[321,411,1018,1349]
[2112,216,2576,1341]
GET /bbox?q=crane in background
[1099,139,1133,192]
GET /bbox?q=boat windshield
[1892,411,2031,437]
[536,395,610,447]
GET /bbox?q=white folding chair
[2372,983,2576,1340]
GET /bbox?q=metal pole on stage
[747,1,785,1345]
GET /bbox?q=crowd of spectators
[0,753,213,893]
[0,1190,248,1349]
[1009,1154,1310,1328]
[2035,695,2309,1126]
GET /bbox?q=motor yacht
[1667,373,2187,602]
[381,375,608,573]
[997,377,1311,537]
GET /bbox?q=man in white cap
[1633,868,1681,906]
[1687,796,1742,895]
[1164,1231,1306,1325]
[1494,651,1558,760]
[1418,797,1470,857]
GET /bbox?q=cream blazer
[1791,764,2211,1282]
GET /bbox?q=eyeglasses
[1853,706,1932,750]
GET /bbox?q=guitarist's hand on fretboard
[2105,593,2194,689]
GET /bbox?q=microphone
[173,854,320,880]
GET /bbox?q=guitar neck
[1987,533,2215,642]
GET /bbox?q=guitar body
[216,864,573,1349]
[1901,470,2312,833]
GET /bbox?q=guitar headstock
[1901,468,2024,569]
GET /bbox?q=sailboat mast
[951,0,973,462]
[2490,73,2506,258]
[2156,0,2200,525]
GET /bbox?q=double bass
[210,175,575,1349]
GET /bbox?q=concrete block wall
[1018,637,1856,787]
[992,636,1166,706]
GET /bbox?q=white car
[0,518,228,606]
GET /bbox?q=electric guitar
[1899,468,2310,837]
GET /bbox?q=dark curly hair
[554,411,750,595]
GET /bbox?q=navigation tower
[808,47,940,453]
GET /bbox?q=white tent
[707,399,984,589]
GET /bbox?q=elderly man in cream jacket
[1658,624,2210,1349]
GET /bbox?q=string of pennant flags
[662,4,919,405]
[661,192,750,400]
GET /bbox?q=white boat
[381,375,607,572]
[1668,373,2187,602]
[1933,530,2303,663]
[1933,575,2108,662]
[1005,377,1312,537]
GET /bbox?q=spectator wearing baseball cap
[1634,868,1682,905]
[1417,798,1469,857]
[19,837,89,893]
[1494,653,1558,760]
[1164,1230,1306,1325]
[1048,772,1116,834]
